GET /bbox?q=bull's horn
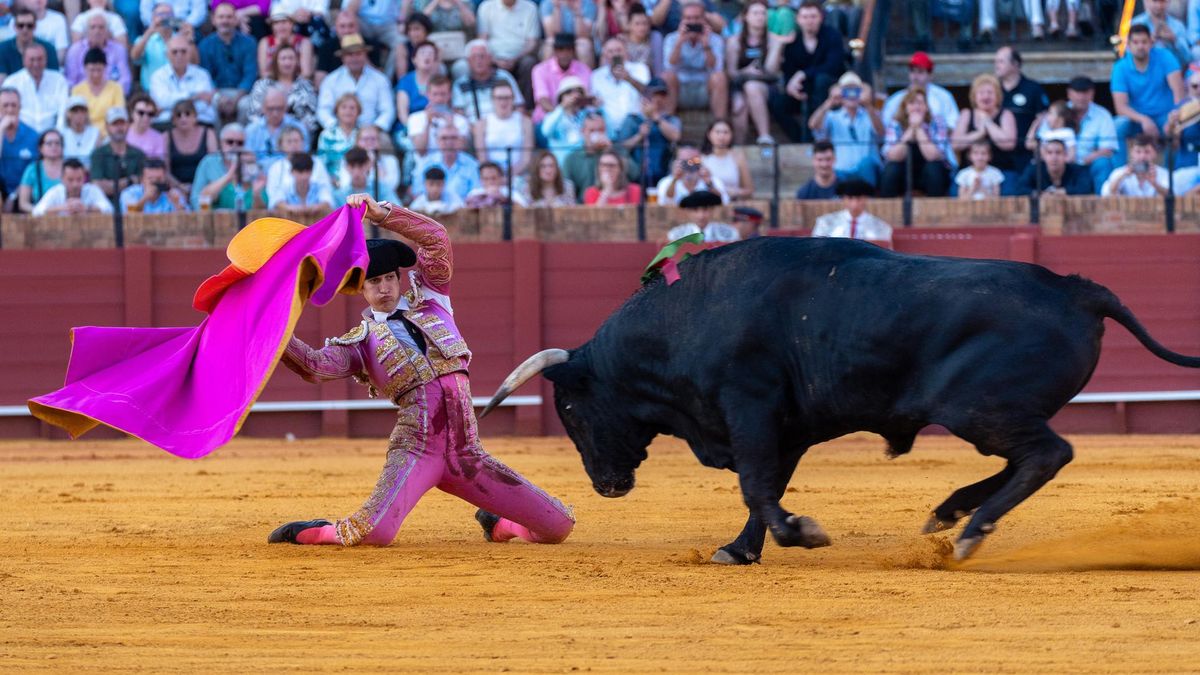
[479,349,569,418]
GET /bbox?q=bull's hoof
[922,513,958,534]
[711,547,760,565]
[772,515,832,548]
[953,535,985,561]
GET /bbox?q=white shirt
[666,221,739,243]
[883,82,960,130]
[71,9,129,40]
[477,0,541,60]
[5,68,69,133]
[590,62,649,134]
[812,209,892,243]
[406,108,471,153]
[60,124,100,167]
[266,154,332,206]
[271,0,330,18]
[954,165,1004,201]
[1101,164,1170,197]
[32,182,114,215]
[36,9,69,54]
[316,65,395,131]
[409,192,464,216]
[654,174,730,204]
[336,153,399,192]
[149,65,217,125]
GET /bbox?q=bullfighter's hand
[347,193,390,223]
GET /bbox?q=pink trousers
[334,372,575,546]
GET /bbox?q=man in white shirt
[882,51,959,130]
[148,34,215,124]
[1100,134,1170,197]
[32,158,114,215]
[811,178,892,245]
[4,41,67,132]
[655,143,730,204]
[406,74,470,156]
[476,0,541,103]
[29,0,68,62]
[665,189,738,242]
[590,37,649,135]
[316,33,394,130]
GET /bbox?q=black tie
[387,310,427,353]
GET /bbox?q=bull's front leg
[735,445,830,555]
[712,448,809,565]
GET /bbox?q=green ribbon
[640,232,705,285]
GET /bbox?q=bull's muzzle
[593,476,635,498]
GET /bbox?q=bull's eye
[564,404,572,412]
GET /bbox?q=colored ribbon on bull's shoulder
[641,233,705,286]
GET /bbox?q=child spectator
[665,189,738,242]
[409,165,465,215]
[1100,134,1169,197]
[465,160,529,207]
[1027,100,1077,163]
[955,140,1004,201]
[58,96,100,168]
[270,152,334,212]
[334,146,399,205]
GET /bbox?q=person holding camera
[132,3,189,93]
[119,156,188,212]
[654,142,729,204]
[808,71,883,186]
[1100,134,1169,197]
[661,0,727,119]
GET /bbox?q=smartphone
[1134,161,1150,173]
[685,22,703,33]
[841,86,861,100]
[611,55,623,69]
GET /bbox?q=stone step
[882,48,1117,89]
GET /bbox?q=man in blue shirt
[198,2,256,123]
[1111,24,1185,166]
[120,157,189,213]
[1066,76,1117,194]
[410,125,480,202]
[245,86,308,163]
[0,86,38,197]
[1131,0,1192,69]
[269,153,334,212]
[807,71,882,186]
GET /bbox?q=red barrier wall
[2,230,1198,441]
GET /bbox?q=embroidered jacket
[281,207,471,402]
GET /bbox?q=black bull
[481,237,1200,564]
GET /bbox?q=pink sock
[491,518,536,543]
[295,524,339,545]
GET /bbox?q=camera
[167,17,183,31]
[841,86,861,100]
[611,55,623,69]
[685,22,703,33]
[154,181,170,193]
[1133,160,1150,173]
[683,158,701,173]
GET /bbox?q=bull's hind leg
[713,449,806,565]
[954,424,1074,560]
[922,465,1015,534]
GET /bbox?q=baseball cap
[1067,75,1095,92]
[908,51,934,72]
[106,107,129,124]
[66,95,88,110]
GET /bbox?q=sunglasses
[223,139,245,146]
[135,109,156,116]
[174,110,194,117]
[15,22,34,29]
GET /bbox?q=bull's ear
[544,360,590,389]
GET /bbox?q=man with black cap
[732,205,764,239]
[1066,75,1116,193]
[270,194,575,548]
[811,178,891,245]
[665,189,738,243]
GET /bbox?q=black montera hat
[366,238,417,278]
[679,190,722,209]
[836,178,874,197]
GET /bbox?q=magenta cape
[28,206,368,459]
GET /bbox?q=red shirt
[583,184,641,205]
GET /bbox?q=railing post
[234,153,247,231]
[903,140,914,227]
[770,141,780,229]
[637,135,648,242]
[1030,140,1041,225]
[503,146,513,241]
[113,154,126,247]
[370,153,381,238]
[1166,140,1176,233]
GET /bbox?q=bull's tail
[1071,275,1200,368]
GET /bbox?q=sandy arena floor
[2,433,1199,673]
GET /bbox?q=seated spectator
[700,119,751,200]
[532,32,592,124]
[246,86,308,161]
[811,178,891,245]
[313,8,357,85]
[881,51,958,131]
[476,0,541,105]
[245,44,318,135]
[269,152,333,211]
[1167,68,1200,171]
[645,0,727,42]
[266,125,331,203]
[166,99,216,191]
[224,0,270,37]
[343,0,400,77]
[726,0,781,145]
[662,0,727,120]
[583,149,641,204]
[465,160,529,207]
[410,0,477,41]
[316,33,393,130]
[17,128,64,213]
[131,2,180,93]
[59,96,100,167]
[149,34,216,125]
[539,75,589,165]
[593,0,630,46]
[392,12,432,80]
[951,73,1018,180]
[1131,0,1191,68]
[316,92,360,178]
[1066,76,1116,192]
[621,4,662,77]
[196,150,268,210]
[732,204,764,239]
[615,77,680,185]
[90,107,146,197]
[1026,100,1077,163]
[30,0,69,63]
[995,46,1047,169]
[395,41,440,143]
[71,47,126,132]
[1043,0,1080,39]
[272,0,331,39]
[65,14,131,94]
[258,11,313,79]
[1015,138,1094,196]
[473,80,533,175]
[1100,134,1169,197]
[337,124,400,193]
[32,157,113,215]
[199,3,257,123]
[1111,24,1183,166]
[665,189,737,242]
[879,87,952,198]
[955,140,1004,200]
[521,149,577,206]
[794,139,838,199]
[119,157,189,212]
[541,0,596,67]
[411,125,481,202]
[71,0,130,46]
[563,112,638,202]
[0,8,60,84]
[454,40,527,124]
[408,166,465,215]
[187,122,244,206]
[591,37,649,135]
[0,87,39,198]
[139,0,207,29]
[6,42,68,132]
[407,74,470,156]
[808,72,882,186]
[976,0,1045,43]
[768,0,843,142]
[656,142,729,203]
[335,145,399,205]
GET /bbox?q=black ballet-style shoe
[475,509,502,542]
[268,519,332,544]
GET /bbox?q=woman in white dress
[473,80,533,178]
